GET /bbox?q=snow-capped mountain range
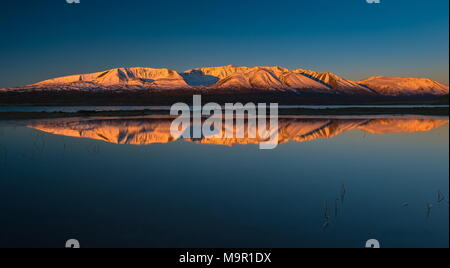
[2,65,448,97]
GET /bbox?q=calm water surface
[0,115,448,248]
[0,105,448,113]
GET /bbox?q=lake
[0,105,448,113]
[0,115,448,248]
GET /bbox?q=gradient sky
[0,0,448,88]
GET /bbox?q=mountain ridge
[1,65,448,97]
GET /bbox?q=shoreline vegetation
[0,107,448,120]
[0,90,448,106]
[0,91,448,120]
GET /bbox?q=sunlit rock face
[3,65,447,97]
[184,65,372,94]
[33,67,190,89]
[185,65,253,80]
[292,69,376,95]
[359,76,449,96]
[28,117,449,146]
[213,67,331,92]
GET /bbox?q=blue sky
[0,0,448,87]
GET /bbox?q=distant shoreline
[0,90,448,107]
[0,107,448,120]
[1,90,448,120]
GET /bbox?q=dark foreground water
[0,115,448,248]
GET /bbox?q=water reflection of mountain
[28,117,449,146]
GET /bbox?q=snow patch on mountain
[293,69,377,95]
[1,65,447,98]
[34,67,190,89]
[214,67,331,92]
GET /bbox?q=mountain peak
[2,65,446,98]
[34,67,189,88]
[359,76,449,96]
